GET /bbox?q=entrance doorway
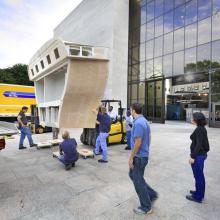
[145,79,165,123]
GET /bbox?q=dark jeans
[57,153,79,166]
[191,154,207,201]
[129,157,157,212]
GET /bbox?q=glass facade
[128,0,220,125]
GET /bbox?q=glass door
[146,79,165,123]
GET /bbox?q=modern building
[29,0,220,127]
[128,0,220,127]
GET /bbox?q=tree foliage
[0,64,33,86]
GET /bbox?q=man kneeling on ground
[57,130,79,170]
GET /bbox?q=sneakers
[186,195,202,203]
[190,190,196,195]
[98,159,108,163]
[93,149,101,156]
[133,207,153,215]
[19,146,27,150]
[65,164,72,171]
[30,143,37,147]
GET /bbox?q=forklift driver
[108,106,118,123]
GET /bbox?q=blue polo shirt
[59,138,78,163]
[97,112,111,133]
[131,115,151,157]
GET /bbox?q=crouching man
[57,131,79,170]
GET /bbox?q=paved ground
[0,121,220,220]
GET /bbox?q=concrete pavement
[0,122,219,220]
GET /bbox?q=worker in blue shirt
[57,130,79,170]
[128,103,158,215]
[93,106,111,163]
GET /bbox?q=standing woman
[186,112,210,203]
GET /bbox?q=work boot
[72,162,75,167]
[98,159,108,163]
[65,164,72,171]
[19,146,26,150]
[125,146,131,150]
[30,143,37,147]
[133,207,153,215]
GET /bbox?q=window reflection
[212,13,220,41]
[213,0,220,14]
[139,62,146,80]
[131,84,138,100]
[164,32,173,55]
[185,47,197,73]
[155,0,164,18]
[185,0,197,25]
[132,64,139,80]
[197,43,211,71]
[198,0,211,21]
[154,57,163,76]
[175,0,185,7]
[164,11,173,34]
[140,24,146,43]
[132,45,139,64]
[174,28,184,52]
[212,40,220,68]
[164,0,174,13]
[163,54,173,77]
[141,5,147,24]
[173,50,184,75]
[139,82,145,99]
[146,20,154,40]
[155,16,163,37]
[146,59,154,78]
[140,43,145,61]
[174,5,185,29]
[154,36,163,57]
[147,1,155,21]
[198,17,211,45]
[146,39,154,60]
[185,23,197,49]
[131,29,140,47]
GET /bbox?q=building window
[132,45,140,64]
[163,32,173,55]
[141,4,147,24]
[164,0,174,13]
[147,0,154,22]
[154,36,163,58]
[198,17,211,45]
[40,60,44,69]
[139,62,146,80]
[185,23,197,49]
[140,43,145,62]
[46,55,51,64]
[54,48,60,59]
[140,24,146,43]
[82,46,93,56]
[197,43,211,71]
[174,5,185,29]
[146,20,154,40]
[70,46,81,56]
[155,0,164,18]
[212,40,220,68]
[146,39,154,60]
[173,50,184,75]
[198,0,211,21]
[155,16,163,37]
[213,0,220,14]
[146,59,154,79]
[163,54,173,77]
[212,13,220,41]
[185,47,197,73]
[154,56,163,77]
[174,27,184,52]
[174,0,185,8]
[31,69,34,76]
[164,10,174,34]
[35,65,39,73]
[185,0,197,25]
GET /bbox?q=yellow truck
[0,83,36,117]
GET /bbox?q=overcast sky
[0,0,83,68]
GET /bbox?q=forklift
[80,100,127,146]
[29,105,52,134]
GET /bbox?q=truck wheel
[80,133,87,145]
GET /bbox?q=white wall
[54,0,129,107]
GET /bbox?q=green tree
[0,64,33,86]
